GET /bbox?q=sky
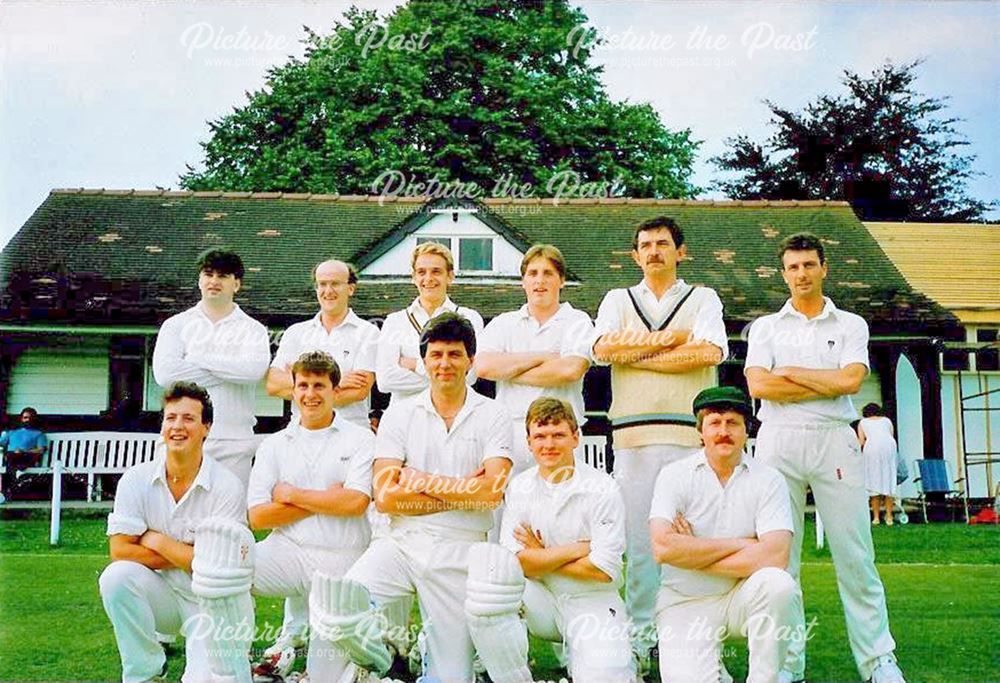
[1,0,997,250]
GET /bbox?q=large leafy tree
[711,60,990,221]
[180,1,699,198]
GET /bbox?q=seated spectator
[0,407,49,502]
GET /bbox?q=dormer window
[416,236,495,274]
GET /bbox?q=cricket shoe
[252,638,299,681]
[869,657,906,683]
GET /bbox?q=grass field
[1,513,998,682]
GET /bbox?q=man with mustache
[152,249,270,485]
[744,233,904,683]
[592,216,728,662]
[650,386,797,683]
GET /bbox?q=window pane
[459,238,492,271]
[976,328,999,371]
[941,349,970,372]
[416,236,452,250]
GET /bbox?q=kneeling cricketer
[467,397,637,683]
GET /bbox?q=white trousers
[754,422,896,680]
[613,443,698,648]
[345,530,482,683]
[99,560,211,683]
[655,568,798,683]
[524,582,636,683]
[204,437,259,488]
[253,533,364,680]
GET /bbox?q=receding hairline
[315,259,350,276]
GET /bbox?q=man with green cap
[649,386,799,683]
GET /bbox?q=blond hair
[411,242,455,272]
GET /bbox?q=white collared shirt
[106,454,247,598]
[744,297,870,424]
[649,449,792,604]
[375,297,485,404]
[247,416,374,550]
[500,459,626,594]
[479,302,594,423]
[152,303,271,439]
[272,309,379,428]
[593,279,729,365]
[375,388,511,536]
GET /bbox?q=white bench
[1,431,161,502]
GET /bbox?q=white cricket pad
[309,572,392,675]
[465,543,531,683]
[192,517,255,598]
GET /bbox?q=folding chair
[912,459,968,522]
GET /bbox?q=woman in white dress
[858,403,899,525]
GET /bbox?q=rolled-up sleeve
[106,469,148,537]
[587,482,627,586]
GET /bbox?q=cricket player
[310,312,512,682]
[263,259,379,662]
[476,244,594,474]
[650,386,797,683]
[375,242,484,405]
[99,382,250,683]
[248,351,375,682]
[466,397,635,683]
[744,232,904,683]
[267,259,378,429]
[152,249,271,485]
[592,216,728,658]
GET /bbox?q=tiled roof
[865,222,1000,325]
[0,190,956,334]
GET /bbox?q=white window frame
[415,234,497,275]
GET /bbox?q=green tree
[711,60,990,221]
[180,1,699,199]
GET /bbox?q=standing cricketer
[650,386,797,683]
[267,260,378,429]
[375,242,484,405]
[310,312,512,682]
[249,351,375,682]
[99,382,250,683]
[263,259,380,662]
[476,244,594,474]
[152,249,270,485]
[744,232,904,683]
[592,216,728,657]
[467,397,635,683]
